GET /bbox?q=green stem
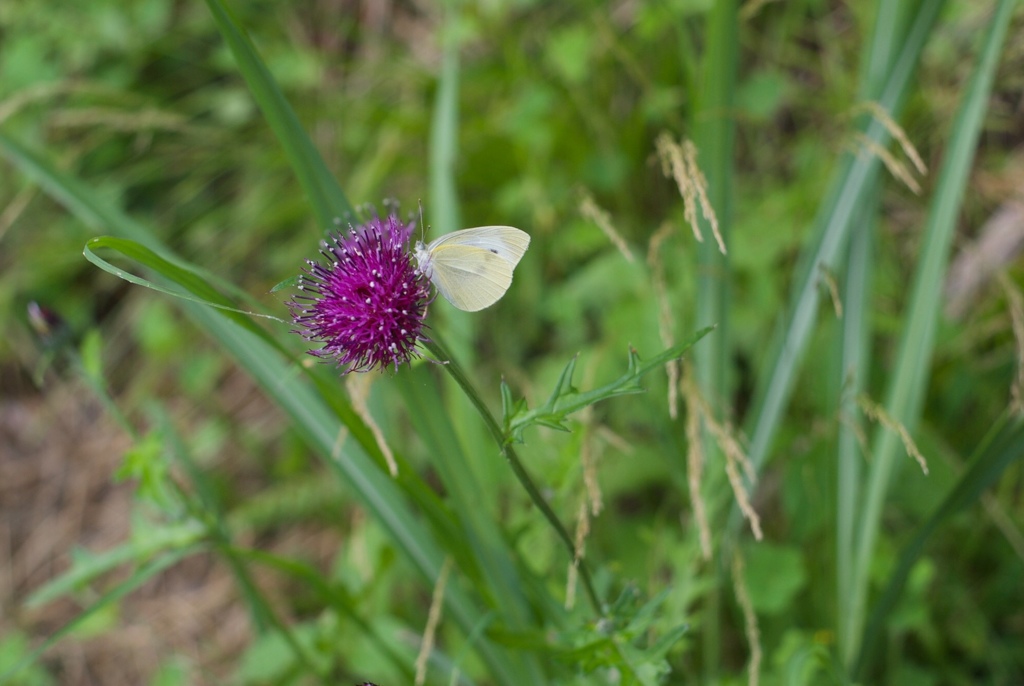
[423,337,605,617]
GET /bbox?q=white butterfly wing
[430,245,514,311]
[426,226,530,266]
[421,226,531,311]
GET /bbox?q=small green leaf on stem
[503,326,715,443]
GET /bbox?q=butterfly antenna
[417,199,428,242]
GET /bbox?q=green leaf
[114,430,177,512]
[503,326,715,442]
[269,275,300,293]
[83,236,287,343]
[742,543,807,615]
[545,25,593,85]
[537,585,686,684]
[226,545,414,682]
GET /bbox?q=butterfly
[414,226,531,311]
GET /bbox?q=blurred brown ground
[0,370,339,685]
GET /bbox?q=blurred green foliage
[2,0,1023,685]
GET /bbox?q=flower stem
[423,337,605,617]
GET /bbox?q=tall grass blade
[204,0,353,229]
[846,0,1018,660]
[396,369,546,683]
[25,525,204,609]
[741,0,946,480]
[836,0,902,652]
[426,10,484,460]
[690,2,736,677]
[835,199,876,661]
[693,0,736,412]
[429,12,462,235]
[854,414,1024,677]
[83,236,286,346]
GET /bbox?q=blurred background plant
[1,0,1023,684]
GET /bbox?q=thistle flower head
[289,214,429,373]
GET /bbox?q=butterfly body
[414,226,530,311]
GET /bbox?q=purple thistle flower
[289,214,430,373]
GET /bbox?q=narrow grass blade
[692,0,736,411]
[25,524,205,609]
[204,0,353,229]
[396,369,546,682]
[429,13,462,235]
[846,0,1018,658]
[836,0,908,662]
[854,414,1024,677]
[1,545,204,685]
[84,236,287,336]
[690,3,737,675]
[835,192,877,662]
[426,10,484,466]
[397,368,518,596]
[740,0,946,481]
[0,131,166,252]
